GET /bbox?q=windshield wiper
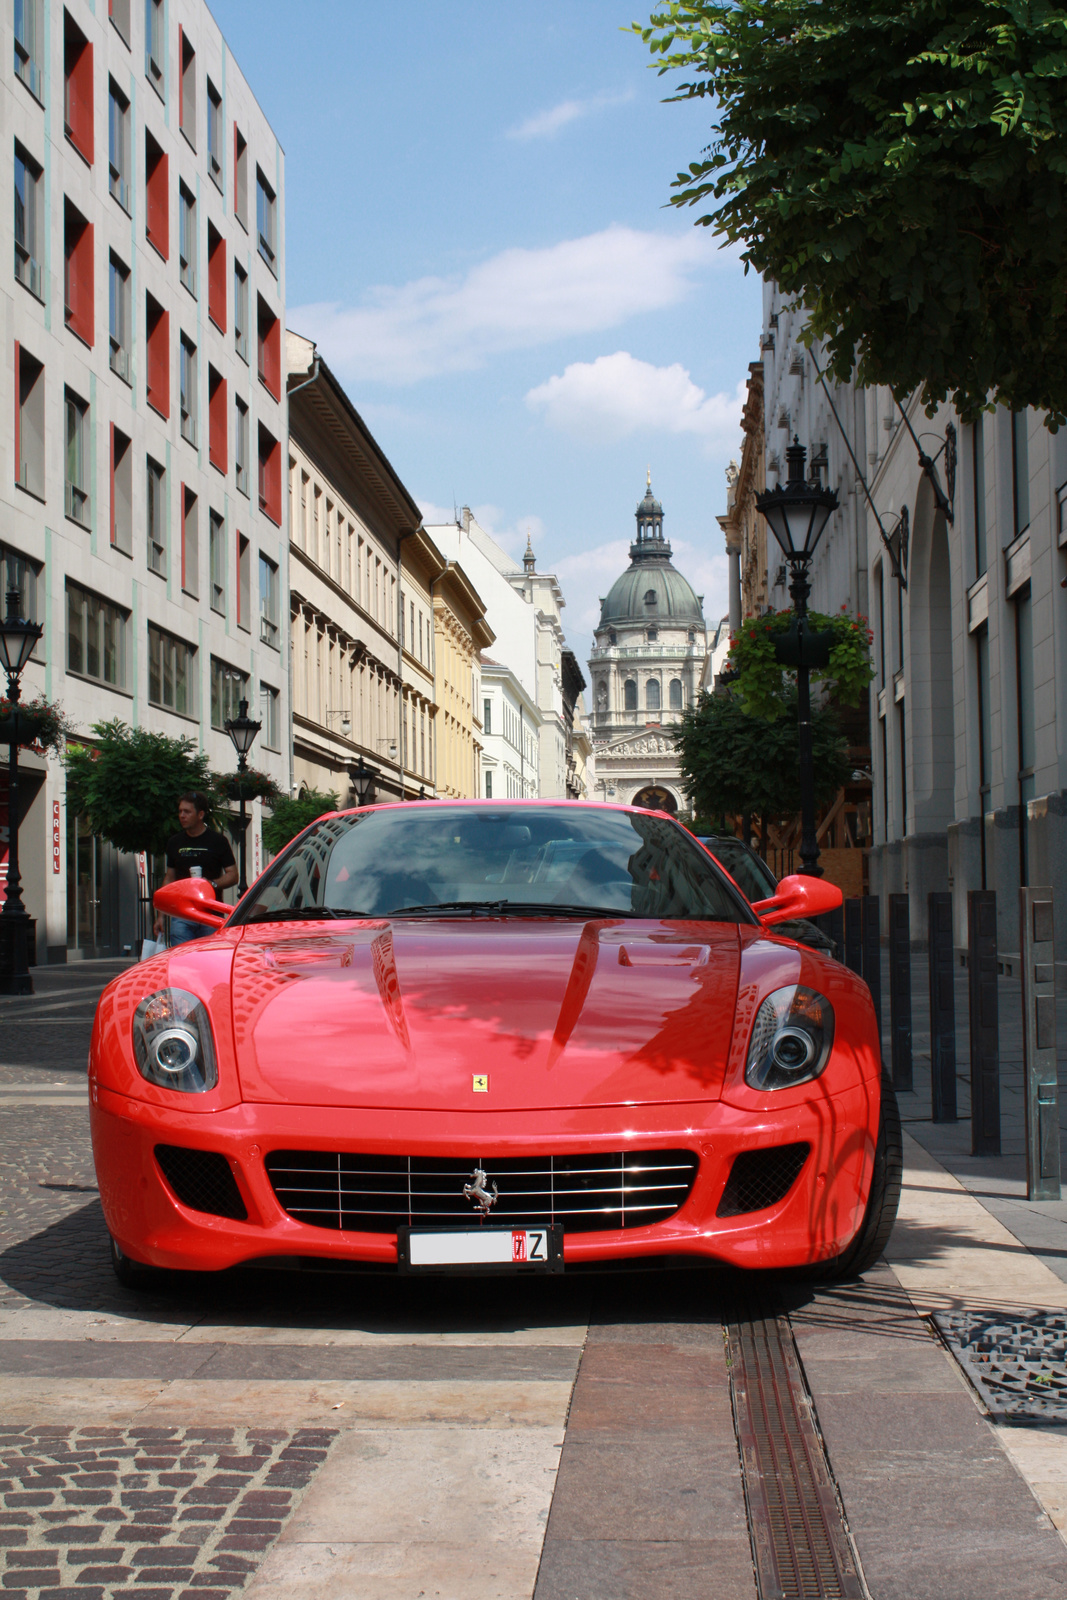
[242,906,373,925]
[386,900,641,920]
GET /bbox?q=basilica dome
[597,478,704,630]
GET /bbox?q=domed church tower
[587,476,706,813]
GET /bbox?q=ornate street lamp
[223,697,261,896]
[0,585,44,994]
[348,755,377,808]
[755,438,839,877]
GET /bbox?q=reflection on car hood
[231,918,742,1111]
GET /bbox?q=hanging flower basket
[215,767,280,806]
[0,696,73,753]
[725,608,874,719]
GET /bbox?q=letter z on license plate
[396,1224,563,1274]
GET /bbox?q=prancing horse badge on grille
[463,1167,499,1214]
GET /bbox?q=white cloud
[526,353,747,454]
[418,499,543,561]
[289,227,719,385]
[506,90,635,142]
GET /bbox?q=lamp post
[348,755,377,808]
[223,698,261,896]
[0,585,44,994]
[755,438,839,877]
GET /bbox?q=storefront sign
[52,800,61,873]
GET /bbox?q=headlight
[132,988,218,1093]
[745,984,834,1091]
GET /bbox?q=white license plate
[398,1225,563,1273]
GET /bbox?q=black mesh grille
[154,1145,248,1221]
[716,1143,810,1218]
[264,1149,698,1235]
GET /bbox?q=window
[64,11,94,163]
[67,580,127,688]
[483,698,491,735]
[233,262,248,360]
[64,389,90,526]
[14,0,44,99]
[207,80,223,188]
[108,79,131,210]
[235,397,249,496]
[64,199,94,346]
[259,553,279,647]
[208,366,227,473]
[111,425,132,554]
[258,424,281,524]
[260,682,280,750]
[180,334,197,445]
[210,659,247,729]
[145,132,169,258]
[669,679,683,711]
[145,293,169,417]
[234,126,248,227]
[972,416,986,576]
[145,0,164,94]
[0,544,39,633]
[147,455,166,573]
[15,345,44,499]
[256,167,276,273]
[485,771,493,799]
[257,296,281,399]
[1012,409,1030,540]
[181,485,198,596]
[237,532,250,630]
[207,224,226,330]
[624,679,637,711]
[110,0,131,45]
[14,143,43,299]
[209,510,226,613]
[148,623,195,716]
[179,183,196,295]
[179,27,196,147]
[109,253,131,382]
[646,679,661,712]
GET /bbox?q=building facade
[432,561,492,800]
[587,479,706,814]
[3,0,288,960]
[479,656,539,799]
[719,361,766,627]
[561,647,592,800]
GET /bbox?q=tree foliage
[261,789,340,858]
[675,691,851,820]
[64,721,217,857]
[635,1,1067,424]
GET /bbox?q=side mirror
[752,873,843,927]
[154,878,229,928]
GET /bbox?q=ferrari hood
[231,918,742,1110]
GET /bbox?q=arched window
[624,679,637,711]
[646,678,661,711]
[669,678,683,710]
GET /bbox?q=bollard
[1019,887,1061,1201]
[928,891,957,1122]
[888,894,913,1092]
[967,889,1000,1156]
[862,894,883,1047]
[844,897,863,976]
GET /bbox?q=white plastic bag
[139,937,165,961]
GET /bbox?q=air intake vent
[154,1145,247,1221]
[717,1143,810,1217]
[264,1149,698,1236]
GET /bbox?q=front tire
[814,1074,903,1281]
[109,1234,167,1290]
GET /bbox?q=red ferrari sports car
[90,801,901,1286]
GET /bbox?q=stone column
[727,543,742,632]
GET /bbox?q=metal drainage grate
[154,1144,248,1221]
[264,1149,698,1234]
[934,1310,1067,1423]
[718,1142,811,1218]
[727,1309,866,1599]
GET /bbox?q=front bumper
[89,1078,879,1274]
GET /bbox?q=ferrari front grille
[263,1149,698,1235]
[154,1144,248,1221]
[716,1142,811,1217]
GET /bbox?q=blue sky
[210,0,761,653]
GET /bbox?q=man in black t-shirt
[154,792,238,945]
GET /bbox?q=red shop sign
[52,799,61,874]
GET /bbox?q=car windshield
[234,805,756,925]
[699,837,778,903]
